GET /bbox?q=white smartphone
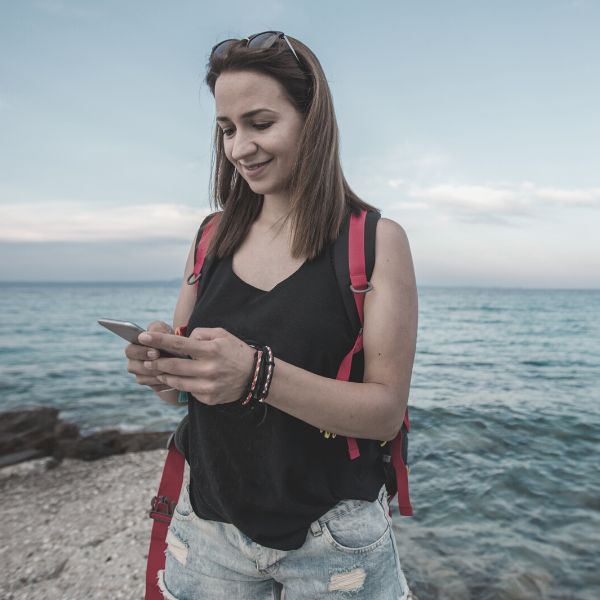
[98,318,179,357]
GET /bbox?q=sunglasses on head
[210,31,302,67]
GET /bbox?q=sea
[0,282,598,600]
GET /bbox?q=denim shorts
[157,481,411,599]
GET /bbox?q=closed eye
[222,122,273,138]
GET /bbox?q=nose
[230,129,258,164]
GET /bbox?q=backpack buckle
[186,271,202,285]
[349,282,373,293]
[150,495,177,523]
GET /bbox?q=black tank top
[184,224,386,550]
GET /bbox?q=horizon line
[0,280,598,292]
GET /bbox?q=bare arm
[263,217,418,440]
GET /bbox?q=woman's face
[215,70,304,196]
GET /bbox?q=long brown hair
[204,34,379,260]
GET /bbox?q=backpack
[144,208,412,600]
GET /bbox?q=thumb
[147,320,173,334]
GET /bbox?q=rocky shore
[0,406,172,468]
[1,407,174,599]
[2,447,168,600]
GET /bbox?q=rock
[0,406,172,467]
[57,429,171,461]
[0,407,62,455]
[0,449,46,468]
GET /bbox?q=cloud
[0,202,210,243]
[389,180,600,222]
[405,182,530,214]
[352,144,600,225]
[2,180,598,244]
[532,186,600,206]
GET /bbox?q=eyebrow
[216,108,279,122]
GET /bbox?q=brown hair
[204,34,379,260]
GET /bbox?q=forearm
[265,357,405,441]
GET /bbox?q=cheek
[223,145,236,166]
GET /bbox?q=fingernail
[138,333,151,343]
[144,361,153,369]
[147,349,159,359]
[157,375,165,382]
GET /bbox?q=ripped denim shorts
[158,482,411,599]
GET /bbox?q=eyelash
[222,122,273,138]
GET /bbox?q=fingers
[125,323,176,390]
[129,354,164,384]
[189,326,225,341]
[147,320,174,334]
[143,357,207,377]
[135,374,164,386]
[154,373,207,396]
[127,357,153,375]
[124,343,161,360]
[137,331,211,358]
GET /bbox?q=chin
[247,182,275,194]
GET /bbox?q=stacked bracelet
[239,343,275,407]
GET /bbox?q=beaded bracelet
[241,343,275,406]
[241,348,263,406]
[256,345,274,402]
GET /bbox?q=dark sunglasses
[210,31,301,67]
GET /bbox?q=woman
[126,31,417,600]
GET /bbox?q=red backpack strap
[345,209,371,459]
[390,428,413,516]
[145,436,186,599]
[334,330,364,459]
[144,212,220,599]
[186,211,222,289]
[331,209,371,459]
[347,209,370,323]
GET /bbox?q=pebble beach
[2,450,167,600]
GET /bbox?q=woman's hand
[137,327,256,405]
[124,320,175,392]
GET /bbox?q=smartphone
[98,318,179,357]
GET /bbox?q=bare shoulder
[376,217,410,249]
[372,217,415,287]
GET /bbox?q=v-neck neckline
[228,253,308,294]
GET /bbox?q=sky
[1,0,599,288]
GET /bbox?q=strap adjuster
[349,281,373,293]
[186,271,201,285]
[149,495,177,523]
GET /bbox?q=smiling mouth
[243,159,272,171]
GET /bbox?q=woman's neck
[257,193,292,231]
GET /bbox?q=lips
[244,159,272,170]
[241,158,273,179]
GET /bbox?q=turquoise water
[1,282,598,599]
